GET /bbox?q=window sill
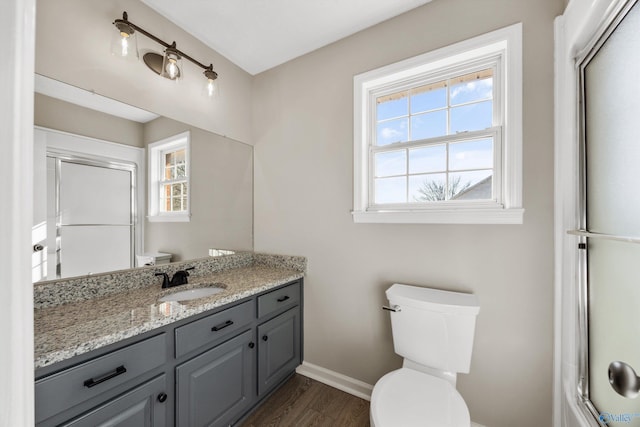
[351,208,524,224]
[148,214,191,223]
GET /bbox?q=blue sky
[376,77,493,146]
[373,76,494,203]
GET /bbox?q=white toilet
[370,283,480,427]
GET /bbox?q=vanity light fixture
[111,11,219,97]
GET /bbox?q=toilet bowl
[370,368,469,427]
[370,284,479,427]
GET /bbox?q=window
[148,132,191,222]
[353,23,523,224]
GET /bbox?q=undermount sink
[159,285,225,302]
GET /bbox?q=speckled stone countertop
[34,252,305,370]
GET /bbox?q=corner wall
[143,117,253,260]
[252,0,563,426]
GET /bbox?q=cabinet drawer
[175,300,254,358]
[35,333,166,425]
[257,282,300,319]
[61,375,167,427]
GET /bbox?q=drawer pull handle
[211,320,234,332]
[277,295,290,302]
[83,365,127,388]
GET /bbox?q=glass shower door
[579,0,640,424]
[55,158,135,278]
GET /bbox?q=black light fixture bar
[114,11,217,75]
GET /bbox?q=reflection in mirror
[33,75,253,283]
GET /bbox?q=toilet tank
[386,284,480,374]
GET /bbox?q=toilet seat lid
[371,368,470,427]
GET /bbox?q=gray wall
[252,0,563,426]
[143,117,253,261]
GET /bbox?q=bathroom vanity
[34,253,305,426]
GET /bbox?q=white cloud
[450,78,493,101]
[381,127,403,139]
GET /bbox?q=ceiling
[142,0,433,75]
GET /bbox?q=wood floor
[239,374,371,427]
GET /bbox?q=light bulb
[166,60,178,79]
[111,14,138,60]
[161,47,182,81]
[202,68,219,98]
[206,79,216,97]
[120,32,129,57]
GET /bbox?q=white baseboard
[296,361,488,427]
[296,361,374,401]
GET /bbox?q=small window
[353,23,523,224]
[148,132,190,222]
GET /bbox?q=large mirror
[33,0,255,283]
[32,75,253,283]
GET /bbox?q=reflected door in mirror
[56,160,133,278]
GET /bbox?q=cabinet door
[61,375,167,427]
[176,330,255,427]
[258,307,301,396]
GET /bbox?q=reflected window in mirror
[149,131,191,222]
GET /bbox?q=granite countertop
[34,254,305,370]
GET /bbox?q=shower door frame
[553,0,640,426]
[567,0,639,424]
[47,151,138,279]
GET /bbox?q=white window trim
[148,131,191,223]
[353,23,523,224]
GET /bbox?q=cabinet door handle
[83,365,127,388]
[277,295,290,302]
[211,320,233,332]
[262,335,269,341]
[157,392,168,403]
[248,342,255,349]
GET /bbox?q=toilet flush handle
[382,305,401,312]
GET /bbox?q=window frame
[148,131,191,222]
[353,23,523,224]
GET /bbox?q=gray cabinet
[176,330,255,427]
[62,375,167,427]
[35,279,303,427]
[258,307,301,396]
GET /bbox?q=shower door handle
[608,361,640,398]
